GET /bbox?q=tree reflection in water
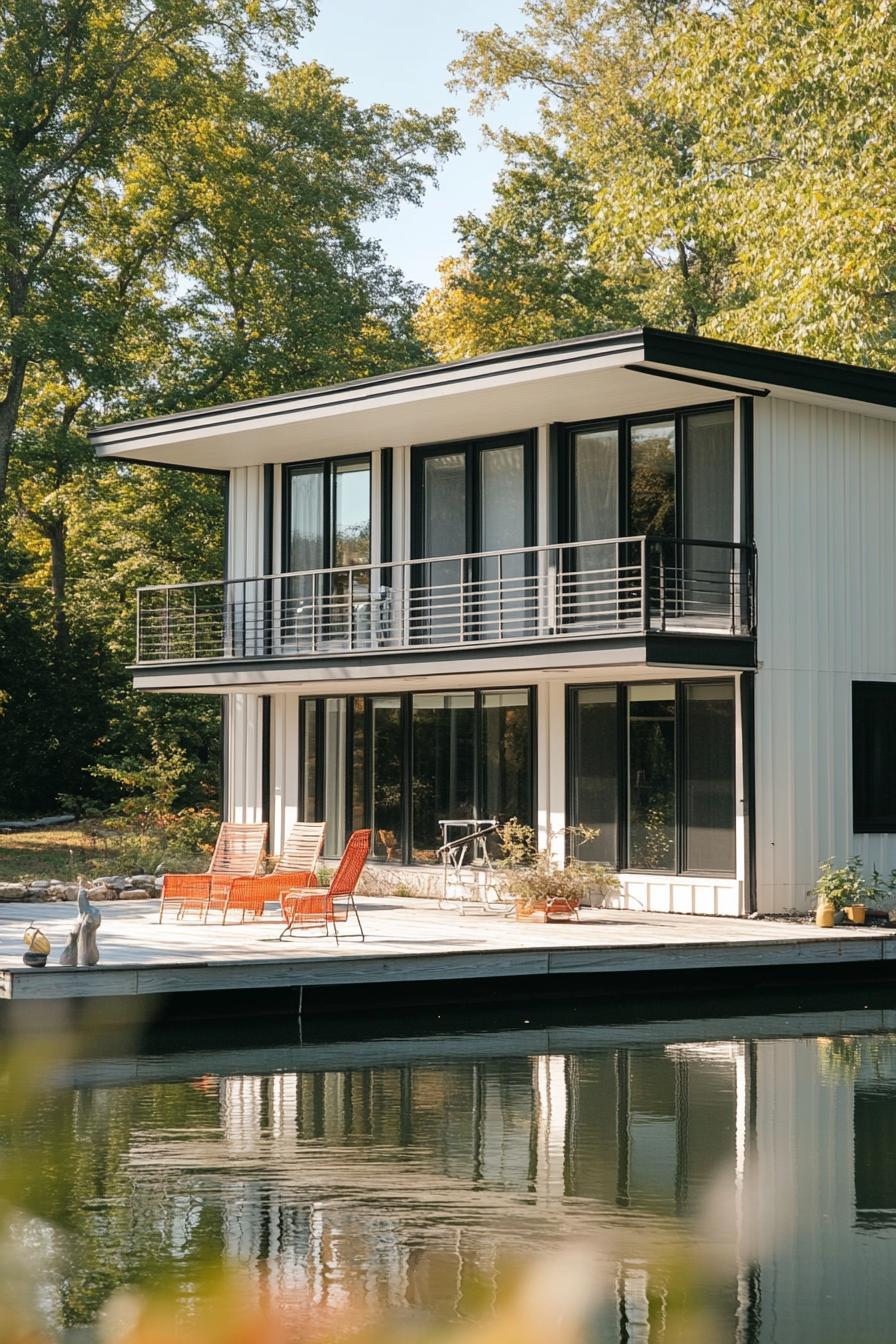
[1,1018,896,1341]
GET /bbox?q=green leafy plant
[495,818,621,917]
[813,856,873,911]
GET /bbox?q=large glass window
[569,686,618,865]
[284,456,371,648]
[683,682,736,873]
[411,693,476,862]
[300,689,533,866]
[627,684,677,871]
[568,680,737,876]
[853,682,896,832]
[480,690,533,831]
[414,436,533,643]
[371,696,403,862]
[628,421,676,536]
[681,408,736,620]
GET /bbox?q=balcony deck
[132,536,756,685]
[0,895,888,1006]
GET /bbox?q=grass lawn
[0,826,206,883]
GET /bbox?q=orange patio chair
[219,821,326,923]
[159,822,268,923]
[280,828,370,942]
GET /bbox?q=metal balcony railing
[134,536,756,665]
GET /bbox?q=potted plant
[812,856,868,926]
[496,819,621,921]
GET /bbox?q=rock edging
[0,875,163,903]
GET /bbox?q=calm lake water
[8,997,896,1341]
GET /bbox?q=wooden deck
[1,896,894,1003]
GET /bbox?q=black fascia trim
[625,364,770,397]
[644,632,757,669]
[90,329,646,445]
[129,631,756,684]
[642,327,896,410]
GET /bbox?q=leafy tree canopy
[420,0,896,366]
[0,0,460,814]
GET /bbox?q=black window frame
[555,401,737,545]
[410,431,537,561]
[281,453,373,576]
[298,686,537,866]
[566,677,738,878]
[853,681,896,833]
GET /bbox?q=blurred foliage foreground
[0,1018,740,1344]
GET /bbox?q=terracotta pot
[815,902,834,928]
[845,903,866,925]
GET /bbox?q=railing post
[498,551,504,640]
[730,546,737,635]
[136,592,142,663]
[659,545,667,631]
[193,587,198,660]
[164,587,170,660]
[348,569,354,651]
[459,557,466,643]
[640,537,649,632]
[311,572,318,653]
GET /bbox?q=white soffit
[92,351,737,470]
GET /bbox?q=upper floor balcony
[134,535,756,684]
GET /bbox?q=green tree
[0,0,318,508]
[0,8,460,814]
[424,0,896,365]
[417,137,636,360]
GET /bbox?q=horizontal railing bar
[136,535,755,596]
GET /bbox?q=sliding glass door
[412,434,534,643]
[283,456,370,649]
[565,426,620,629]
[568,680,737,876]
[301,688,534,866]
[562,404,737,629]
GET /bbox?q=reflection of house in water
[114,1030,896,1341]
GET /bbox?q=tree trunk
[0,356,28,509]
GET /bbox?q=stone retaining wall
[0,875,164,903]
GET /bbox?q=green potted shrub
[496,819,621,921]
[813,857,868,926]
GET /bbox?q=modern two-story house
[91,328,896,915]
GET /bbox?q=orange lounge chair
[220,821,326,923]
[280,828,370,942]
[159,822,268,923]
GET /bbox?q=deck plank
[0,898,892,1002]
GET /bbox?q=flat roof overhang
[90,327,896,472]
[128,631,757,695]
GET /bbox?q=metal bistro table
[436,818,508,914]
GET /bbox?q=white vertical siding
[753,396,896,911]
[226,692,264,824]
[226,466,266,581]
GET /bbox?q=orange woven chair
[220,821,326,923]
[280,828,370,942]
[159,822,268,923]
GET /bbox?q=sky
[303,0,541,290]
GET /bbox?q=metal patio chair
[280,828,370,941]
[159,822,268,923]
[217,821,326,923]
[437,819,506,914]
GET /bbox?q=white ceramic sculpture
[59,888,101,967]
